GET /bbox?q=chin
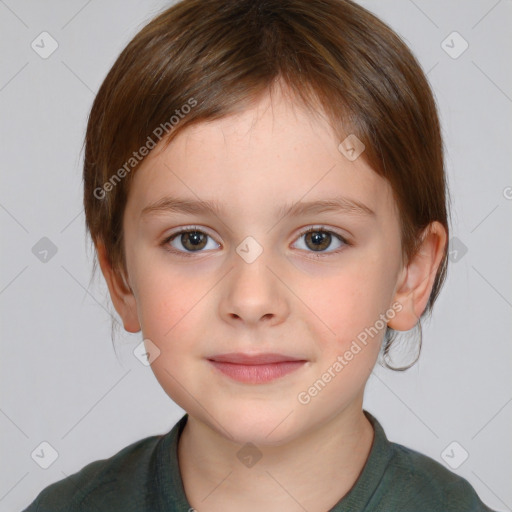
[206,401,308,447]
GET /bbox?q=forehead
[126,90,398,226]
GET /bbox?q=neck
[177,401,374,512]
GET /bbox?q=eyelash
[161,225,352,259]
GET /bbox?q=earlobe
[388,221,447,332]
[96,241,141,333]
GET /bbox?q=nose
[219,249,290,328]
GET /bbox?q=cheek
[129,254,187,339]
[304,254,394,349]
[132,260,218,360]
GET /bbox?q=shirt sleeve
[443,477,497,512]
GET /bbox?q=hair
[83,0,451,369]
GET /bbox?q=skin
[97,84,447,511]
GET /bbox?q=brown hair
[83,0,451,369]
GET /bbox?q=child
[24,0,496,510]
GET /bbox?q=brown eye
[165,228,220,255]
[179,231,208,251]
[304,230,332,251]
[293,227,348,255]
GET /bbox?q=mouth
[207,352,308,384]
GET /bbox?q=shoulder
[382,441,495,511]
[22,433,163,512]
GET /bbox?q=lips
[207,353,307,384]
[208,352,305,364]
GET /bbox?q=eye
[162,227,220,256]
[161,225,350,258]
[292,227,349,256]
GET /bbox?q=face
[119,89,406,446]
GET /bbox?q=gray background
[1,0,511,510]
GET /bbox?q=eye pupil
[182,231,207,250]
[306,231,331,251]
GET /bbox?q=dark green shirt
[23,411,495,511]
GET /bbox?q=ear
[388,221,447,331]
[96,241,141,333]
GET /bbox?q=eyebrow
[141,195,375,219]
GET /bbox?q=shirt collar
[155,409,393,511]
